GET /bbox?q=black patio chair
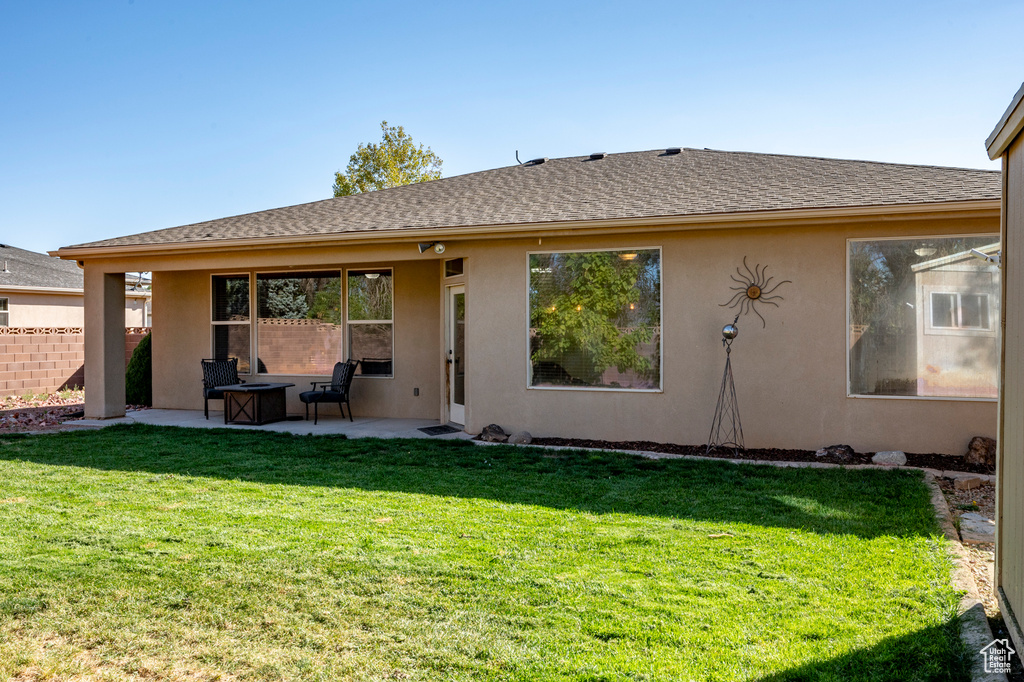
[299,359,358,424]
[201,357,243,419]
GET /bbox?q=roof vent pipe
[1,261,8,273]
[528,157,548,165]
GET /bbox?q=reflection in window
[931,292,990,330]
[0,298,8,326]
[211,276,250,372]
[348,270,393,376]
[849,237,999,398]
[255,272,341,374]
[529,249,661,389]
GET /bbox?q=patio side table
[220,383,295,425]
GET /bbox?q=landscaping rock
[965,436,997,469]
[955,476,985,491]
[480,424,508,442]
[871,450,907,466]
[815,444,854,462]
[507,431,532,445]
[959,512,996,545]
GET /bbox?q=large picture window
[849,236,999,399]
[211,275,250,373]
[347,270,393,376]
[256,272,341,375]
[529,249,661,390]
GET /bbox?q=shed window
[528,249,661,390]
[347,270,393,376]
[848,237,999,398]
[930,292,991,330]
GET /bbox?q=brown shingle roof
[67,148,1001,249]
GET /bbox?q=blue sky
[2,1,1022,254]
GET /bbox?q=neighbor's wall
[0,290,150,328]
[0,329,148,397]
[1,291,84,327]
[462,216,999,454]
[151,260,440,418]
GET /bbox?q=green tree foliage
[347,273,393,321]
[530,251,659,385]
[332,121,442,197]
[256,277,342,323]
[125,332,152,407]
[258,279,309,319]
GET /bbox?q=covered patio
[69,408,474,440]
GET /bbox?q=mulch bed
[527,437,993,474]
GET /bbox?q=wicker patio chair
[299,359,358,424]
[201,357,243,419]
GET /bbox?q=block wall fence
[0,327,149,397]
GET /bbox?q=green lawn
[0,425,966,681]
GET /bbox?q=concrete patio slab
[67,408,474,441]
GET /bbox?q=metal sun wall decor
[707,259,790,454]
[720,257,791,328]
[707,316,744,454]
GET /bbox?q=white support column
[84,268,126,419]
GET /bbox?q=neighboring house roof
[0,245,152,296]
[61,148,1002,251]
[0,243,84,289]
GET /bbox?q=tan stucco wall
[0,290,149,327]
[84,213,997,454]
[0,291,84,326]
[460,218,998,454]
[151,261,440,419]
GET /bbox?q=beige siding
[1000,135,1024,632]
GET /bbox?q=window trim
[525,246,663,393]
[346,267,395,380]
[845,234,999,402]
[0,297,8,326]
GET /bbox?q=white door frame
[446,284,466,425]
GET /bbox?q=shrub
[125,332,152,406]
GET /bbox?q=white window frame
[0,297,8,326]
[346,267,395,380]
[846,234,999,402]
[927,291,993,332]
[526,246,663,393]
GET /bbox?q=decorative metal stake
[707,317,744,454]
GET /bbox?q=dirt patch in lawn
[0,391,86,433]
[528,437,993,474]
